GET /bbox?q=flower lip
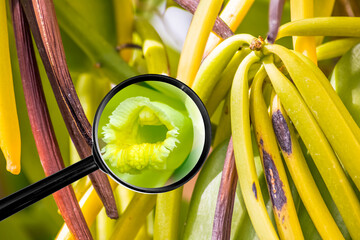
[101,96,184,174]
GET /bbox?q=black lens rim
[92,74,211,194]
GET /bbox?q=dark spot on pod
[262,149,287,211]
[272,110,292,154]
[224,105,229,114]
[115,43,142,52]
[288,76,294,84]
[260,138,264,146]
[252,182,258,200]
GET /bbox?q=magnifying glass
[0,74,211,220]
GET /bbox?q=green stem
[206,49,250,116]
[213,93,231,148]
[177,0,224,86]
[135,18,169,75]
[154,187,183,240]
[53,0,138,83]
[277,17,360,40]
[110,194,157,240]
[317,38,360,61]
[192,34,254,103]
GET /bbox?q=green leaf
[183,140,249,240]
[330,43,360,127]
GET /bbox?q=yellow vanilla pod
[265,44,360,192]
[56,179,118,240]
[177,0,224,86]
[294,50,360,142]
[96,209,117,240]
[135,19,169,75]
[192,34,254,103]
[0,1,21,175]
[313,0,335,45]
[135,225,151,240]
[96,185,135,240]
[114,0,134,62]
[110,193,157,240]
[289,0,317,63]
[314,0,335,21]
[277,17,360,40]
[154,187,183,240]
[316,38,360,61]
[203,0,255,57]
[250,67,303,240]
[231,52,278,240]
[213,93,231,148]
[263,58,360,239]
[270,93,344,240]
[206,48,251,116]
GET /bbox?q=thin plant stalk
[0,0,21,175]
[19,0,118,218]
[204,0,254,57]
[53,0,138,83]
[267,0,285,44]
[174,0,233,39]
[289,0,317,63]
[113,0,134,62]
[110,194,157,240]
[56,179,118,240]
[277,17,360,39]
[338,0,360,17]
[177,0,224,86]
[212,137,238,240]
[11,0,91,238]
[154,187,183,240]
[212,93,231,148]
[316,38,360,61]
[314,0,335,45]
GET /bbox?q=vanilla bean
[212,137,238,240]
[267,0,285,44]
[11,0,92,238]
[174,0,233,39]
[19,0,118,218]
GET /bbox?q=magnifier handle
[0,156,98,221]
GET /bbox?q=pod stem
[19,0,118,219]
[212,137,238,240]
[110,193,157,240]
[174,0,233,39]
[177,0,224,86]
[154,187,183,240]
[204,0,255,58]
[267,0,285,44]
[0,0,21,175]
[11,0,91,238]
[289,0,317,63]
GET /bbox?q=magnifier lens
[95,77,209,192]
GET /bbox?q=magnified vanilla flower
[101,96,193,174]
